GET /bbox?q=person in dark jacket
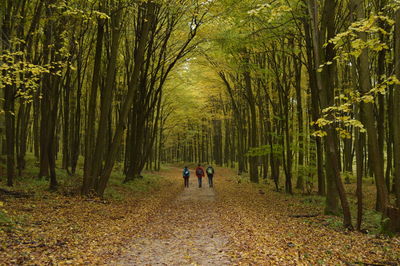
[195,164,205,188]
[206,165,215,187]
[183,166,190,188]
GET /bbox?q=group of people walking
[182,164,215,188]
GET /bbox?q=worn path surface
[115,170,233,265]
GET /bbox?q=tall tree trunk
[62,67,72,173]
[71,58,82,174]
[351,0,389,213]
[82,15,105,195]
[309,0,352,228]
[16,101,31,176]
[91,6,122,190]
[356,107,365,231]
[4,85,15,186]
[38,0,63,190]
[393,9,400,207]
[243,55,259,183]
[38,0,54,179]
[303,15,325,196]
[294,54,304,191]
[2,0,15,186]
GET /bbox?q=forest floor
[114,174,232,265]
[1,166,400,265]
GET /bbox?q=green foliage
[311,11,400,139]
[246,144,283,158]
[0,51,49,111]
[328,15,394,60]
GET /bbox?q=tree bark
[303,10,325,196]
[2,0,15,186]
[243,53,259,183]
[393,9,400,207]
[82,14,105,195]
[356,107,365,231]
[308,0,352,228]
[91,6,123,190]
[351,0,389,213]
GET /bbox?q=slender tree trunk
[62,68,72,173]
[303,15,325,196]
[356,107,365,231]
[294,55,304,190]
[16,101,31,176]
[82,15,105,195]
[71,59,82,174]
[351,0,389,213]
[309,0,352,228]
[38,0,55,179]
[2,0,15,186]
[4,84,15,186]
[243,55,259,183]
[393,9,400,207]
[91,6,122,190]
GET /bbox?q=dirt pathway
[115,169,233,265]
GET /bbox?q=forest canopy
[1,0,400,233]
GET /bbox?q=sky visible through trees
[1,0,400,263]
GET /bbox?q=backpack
[184,169,189,176]
[207,167,213,175]
[196,168,204,176]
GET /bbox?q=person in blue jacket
[183,166,190,188]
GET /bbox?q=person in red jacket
[195,164,205,188]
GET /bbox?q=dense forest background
[1,0,400,233]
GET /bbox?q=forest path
[112,167,400,265]
[115,168,233,265]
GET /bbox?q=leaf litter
[1,167,399,265]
